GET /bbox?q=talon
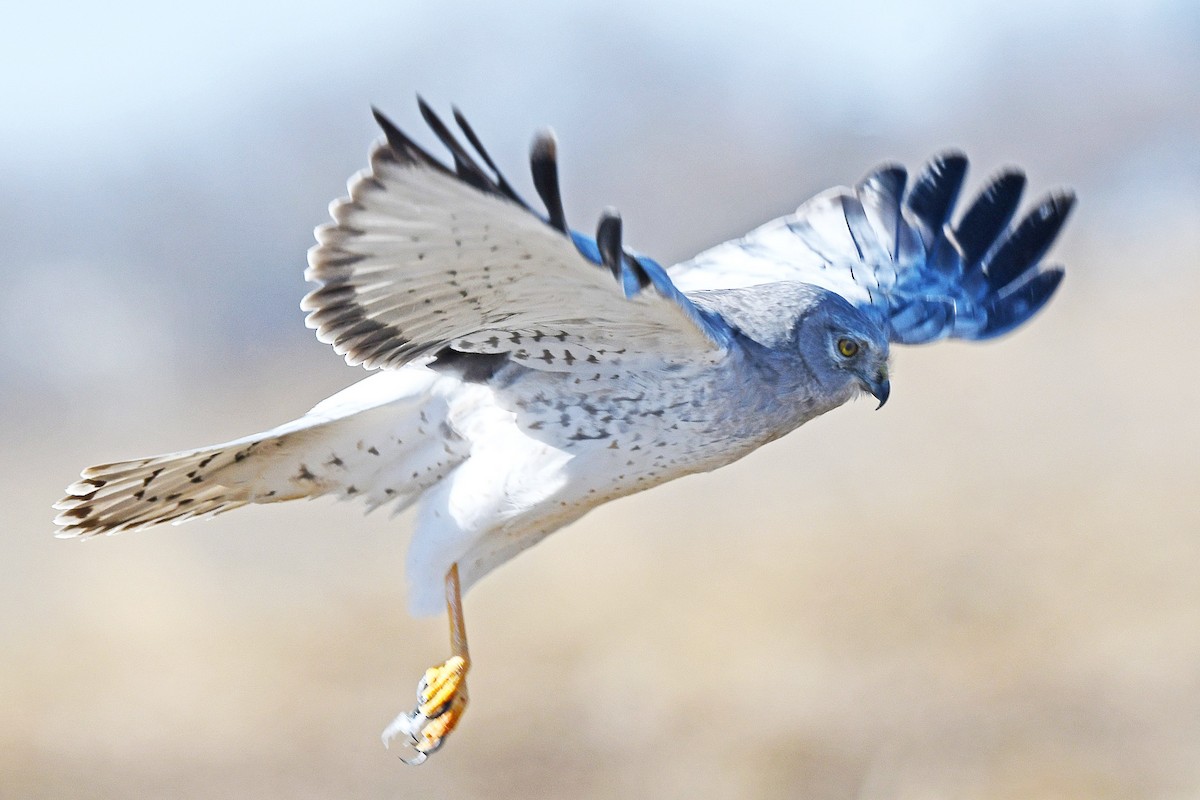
[383,655,469,763]
[418,655,467,718]
[415,693,467,750]
[380,711,429,765]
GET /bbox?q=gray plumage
[55,100,1071,615]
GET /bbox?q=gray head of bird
[694,282,891,409]
[793,289,891,409]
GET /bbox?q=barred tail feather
[55,438,271,536]
[54,418,358,537]
[55,370,470,538]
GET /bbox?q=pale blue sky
[4,0,1191,170]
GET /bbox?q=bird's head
[690,282,891,409]
[795,292,891,409]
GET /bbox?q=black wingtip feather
[907,151,968,243]
[372,106,407,152]
[979,267,1064,338]
[451,106,529,208]
[627,256,654,290]
[596,208,623,279]
[954,171,1026,268]
[416,97,499,195]
[983,192,1076,291]
[866,165,908,198]
[371,106,451,175]
[452,106,501,173]
[530,128,567,233]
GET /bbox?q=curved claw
[401,749,429,766]
[381,709,429,764]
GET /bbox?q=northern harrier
[56,98,1073,762]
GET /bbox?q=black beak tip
[872,379,890,410]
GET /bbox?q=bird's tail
[54,370,469,538]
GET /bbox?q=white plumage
[55,99,1074,760]
[57,101,1071,617]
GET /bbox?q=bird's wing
[303,101,732,374]
[668,154,1074,344]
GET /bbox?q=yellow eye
[837,338,860,358]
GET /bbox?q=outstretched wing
[668,153,1074,344]
[303,101,731,374]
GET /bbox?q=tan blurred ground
[5,228,1199,798]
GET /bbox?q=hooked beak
[863,368,890,410]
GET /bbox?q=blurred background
[4,0,1199,797]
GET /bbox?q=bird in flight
[55,97,1073,763]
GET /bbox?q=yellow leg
[381,564,471,764]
